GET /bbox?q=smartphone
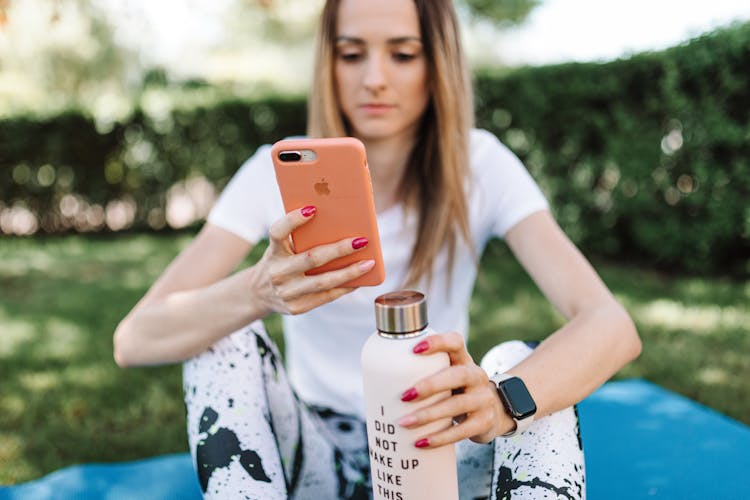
[271,137,385,287]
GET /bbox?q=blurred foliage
[0,92,305,233]
[463,0,540,25]
[475,21,750,276]
[245,0,540,29]
[0,0,538,117]
[0,0,139,117]
[1,22,749,276]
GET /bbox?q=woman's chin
[351,124,415,144]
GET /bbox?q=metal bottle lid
[374,290,428,335]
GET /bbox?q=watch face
[499,377,537,419]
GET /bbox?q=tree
[462,0,541,25]
[0,0,138,116]
[0,0,543,115]
[243,0,541,33]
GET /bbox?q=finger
[282,236,369,276]
[412,332,473,365]
[268,206,317,249]
[276,259,375,301]
[412,410,496,448]
[402,365,487,402]
[285,286,356,315]
[398,393,484,430]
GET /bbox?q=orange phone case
[271,137,385,287]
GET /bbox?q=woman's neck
[362,133,415,213]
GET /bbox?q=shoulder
[466,130,549,238]
[207,142,285,242]
[241,143,274,169]
[468,128,524,175]
[231,139,282,183]
[469,127,500,150]
[215,143,278,202]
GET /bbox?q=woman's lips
[360,103,395,115]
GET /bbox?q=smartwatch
[490,373,537,437]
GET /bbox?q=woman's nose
[362,54,387,93]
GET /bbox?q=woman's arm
[397,209,641,447]
[114,208,375,367]
[501,209,642,418]
[113,223,259,367]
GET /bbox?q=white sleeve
[206,144,284,244]
[471,129,549,239]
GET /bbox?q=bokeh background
[1,0,749,485]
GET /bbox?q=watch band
[490,372,535,437]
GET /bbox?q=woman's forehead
[336,0,421,39]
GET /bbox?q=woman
[114,0,641,498]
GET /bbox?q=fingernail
[398,415,417,427]
[352,237,368,249]
[401,387,418,402]
[412,341,429,354]
[300,206,316,217]
[415,438,430,448]
[359,260,375,271]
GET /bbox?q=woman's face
[334,0,430,144]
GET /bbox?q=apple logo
[314,178,331,196]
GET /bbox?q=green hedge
[1,22,748,275]
[0,97,305,233]
[475,22,750,275]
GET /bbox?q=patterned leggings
[183,321,585,499]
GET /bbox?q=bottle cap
[374,290,428,334]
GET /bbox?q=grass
[1,233,748,484]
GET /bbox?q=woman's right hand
[248,205,375,316]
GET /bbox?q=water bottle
[361,290,458,500]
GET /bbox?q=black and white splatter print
[183,326,584,499]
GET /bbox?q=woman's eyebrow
[335,36,422,45]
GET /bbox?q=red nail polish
[300,206,316,217]
[352,237,368,249]
[415,438,430,448]
[412,341,429,354]
[401,387,418,402]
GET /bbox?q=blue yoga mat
[579,379,750,499]
[0,453,201,500]
[1,379,748,499]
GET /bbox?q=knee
[479,340,535,375]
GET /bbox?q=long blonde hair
[308,0,474,286]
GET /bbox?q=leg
[481,341,586,500]
[456,438,495,499]
[183,321,370,499]
[309,406,372,499]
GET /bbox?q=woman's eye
[340,52,363,62]
[393,53,417,62]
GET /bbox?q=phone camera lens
[279,151,302,162]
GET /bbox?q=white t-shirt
[208,128,548,418]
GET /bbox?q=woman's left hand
[397,332,513,448]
